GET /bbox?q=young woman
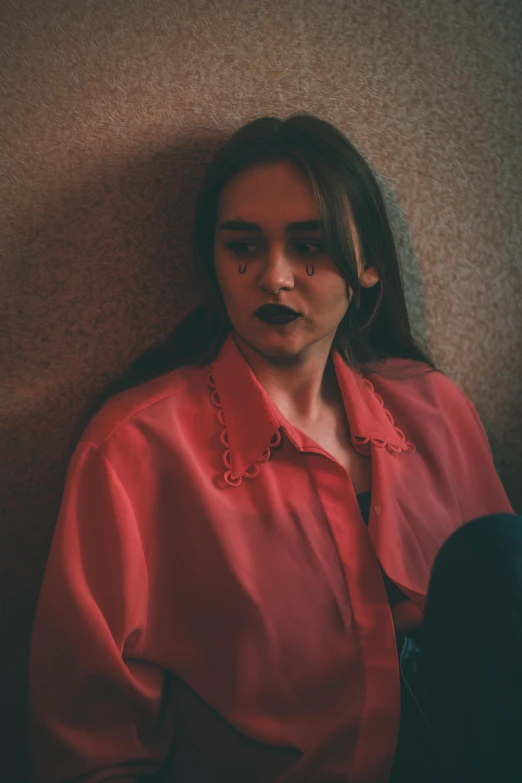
[28,113,519,783]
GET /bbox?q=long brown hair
[78,112,440,436]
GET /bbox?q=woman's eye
[226,242,256,255]
[295,242,325,254]
[226,241,324,255]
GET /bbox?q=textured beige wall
[1,0,521,778]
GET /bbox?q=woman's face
[213,160,378,365]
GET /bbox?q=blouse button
[373,505,382,515]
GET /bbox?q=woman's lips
[255,304,301,324]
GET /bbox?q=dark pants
[389,512,522,783]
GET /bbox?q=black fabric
[355,495,522,780]
[418,512,522,782]
[354,489,371,520]
[352,505,522,783]
[356,490,408,605]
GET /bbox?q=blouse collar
[208,333,415,486]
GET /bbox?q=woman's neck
[232,331,340,425]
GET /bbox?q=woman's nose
[257,251,295,291]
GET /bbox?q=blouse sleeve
[28,441,174,783]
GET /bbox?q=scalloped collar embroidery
[208,334,416,487]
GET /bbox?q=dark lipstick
[255,304,301,324]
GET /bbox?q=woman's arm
[29,442,173,783]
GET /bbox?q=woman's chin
[232,327,320,365]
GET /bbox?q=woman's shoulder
[365,356,473,411]
[368,359,500,476]
[80,363,210,449]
